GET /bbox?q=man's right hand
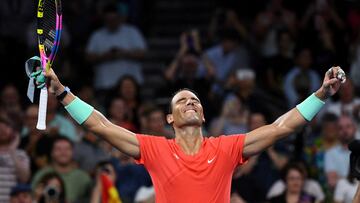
[43,68,65,96]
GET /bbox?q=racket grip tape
[65,97,94,124]
[36,88,48,130]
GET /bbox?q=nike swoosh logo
[207,156,216,164]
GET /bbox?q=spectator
[199,28,250,93]
[110,150,152,203]
[320,79,360,134]
[303,113,339,199]
[225,68,285,122]
[207,8,248,44]
[209,96,248,136]
[86,3,147,91]
[20,104,53,175]
[163,30,216,122]
[300,0,346,66]
[107,97,137,132]
[283,47,321,108]
[262,29,294,97]
[325,115,357,190]
[73,130,110,174]
[9,184,33,203]
[144,106,173,138]
[33,172,67,203]
[90,161,121,203]
[267,161,325,202]
[0,117,30,203]
[0,84,23,129]
[249,0,297,58]
[267,162,316,203]
[31,136,92,203]
[110,75,142,127]
[334,171,359,203]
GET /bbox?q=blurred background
[1,0,360,202]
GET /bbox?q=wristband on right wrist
[296,93,325,121]
[65,97,94,124]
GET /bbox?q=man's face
[109,98,126,120]
[148,110,166,133]
[0,121,14,145]
[338,116,356,144]
[51,140,73,166]
[180,54,198,77]
[25,105,38,130]
[221,39,237,53]
[104,12,122,31]
[296,49,312,69]
[286,169,304,194]
[1,85,19,105]
[249,113,266,131]
[168,90,205,127]
[16,192,32,203]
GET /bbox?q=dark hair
[168,88,201,114]
[294,46,312,58]
[102,3,118,14]
[219,28,242,42]
[281,162,307,182]
[112,75,140,101]
[95,160,115,176]
[51,136,74,153]
[38,172,66,203]
[276,29,292,44]
[321,113,339,125]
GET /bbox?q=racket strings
[38,0,57,55]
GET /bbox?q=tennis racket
[36,0,62,130]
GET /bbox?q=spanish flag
[101,174,122,203]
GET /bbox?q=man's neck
[52,162,74,174]
[174,126,203,156]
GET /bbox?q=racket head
[37,0,62,71]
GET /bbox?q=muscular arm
[243,66,343,158]
[243,107,306,158]
[46,69,140,159]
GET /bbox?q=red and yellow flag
[101,174,122,203]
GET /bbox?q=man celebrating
[34,66,345,202]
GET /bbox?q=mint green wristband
[65,97,94,124]
[296,93,325,121]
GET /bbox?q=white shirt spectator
[324,144,351,178]
[87,24,147,90]
[198,44,250,82]
[334,178,358,203]
[267,179,325,202]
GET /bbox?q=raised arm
[243,66,344,158]
[43,68,140,158]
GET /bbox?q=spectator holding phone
[163,29,217,122]
[33,172,67,203]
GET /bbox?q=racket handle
[37,87,48,130]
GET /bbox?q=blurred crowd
[1,0,360,202]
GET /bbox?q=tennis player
[34,66,345,202]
